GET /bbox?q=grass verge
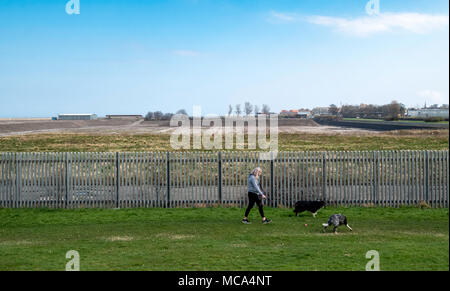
[0,207,448,271]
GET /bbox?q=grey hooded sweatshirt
[248,174,264,196]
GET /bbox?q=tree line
[327,101,406,120]
[145,103,271,121]
[144,109,187,121]
[228,103,271,116]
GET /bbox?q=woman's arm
[249,175,264,195]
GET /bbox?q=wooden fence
[0,151,448,208]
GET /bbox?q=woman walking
[242,167,272,224]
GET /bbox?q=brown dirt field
[0,119,173,136]
[0,118,376,137]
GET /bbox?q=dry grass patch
[0,240,35,246]
[155,233,194,240]
[0,130,448,152]
[105,236,134,242]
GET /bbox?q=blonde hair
[251,167,262,176]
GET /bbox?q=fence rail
[0,151,448,208]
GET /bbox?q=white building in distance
[58,114,98,120]
[406,109,449,119]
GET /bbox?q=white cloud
[172,50,200,56]
[270,11,449,36]
[417,90,447,104]
[306,13,449,36]
[268,11,298,23]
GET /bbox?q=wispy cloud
[268,11,298,23]
[270,11,449,37]
[308,13,449,36]
[172,50,200,57]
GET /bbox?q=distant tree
[380,101,405,120]
[154,111,164,120]
[388,101,404,118]
[330,101,410,120]
[262,104,270,115]
[341,105,359,118]
[228,105,233,116]
[244,102,253,116]
[176,109,188,116]
[254,105,260,115]
[161,113,174,120]
[145,112,155,121]
[359,104,380,118]
[235,104,242,116]
[328,104,339,116]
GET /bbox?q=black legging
[245,192,265,218]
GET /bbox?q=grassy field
[0,207,448,271]
[0,130,448,152]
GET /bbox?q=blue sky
[0,0,448,117]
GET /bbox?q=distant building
[106,115,143,120]
[311,107,331,117]
[280,109,298,117]
[297,111,311,118]
[58,114,98,120]
[280,109,312,118]
[406,109,449,119]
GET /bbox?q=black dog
[322,214,353,233]
[293,200,325,218]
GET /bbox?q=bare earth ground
[0,118,375,136]
[0,118,447,152]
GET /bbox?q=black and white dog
[293,200,325,218]
[322,214,353,233]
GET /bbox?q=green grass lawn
[0,207,448,271]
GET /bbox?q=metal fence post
[270,152,275,207]
[166,152,170,208]
[372,151,378,205]
[115,152,120,208]
[65,152,69,209]
[425,150,429,203]
[15,153,21,208]
[218,152,222,204]
[322,152,327,202]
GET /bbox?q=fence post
[15,153,21,208]
[270,152,275,207]
[218,152,222,204]
[115,152,120,208]
[372,151,378,206]
[166,152,170,208]
[425,150,429,203]
[322,152,327,202]
[65,152,69,209]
